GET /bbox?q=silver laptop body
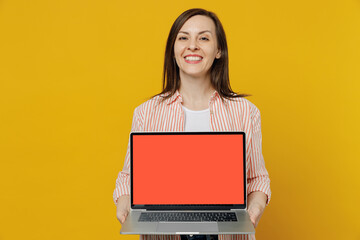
[120,132,255,235]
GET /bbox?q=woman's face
[174,15,221,80]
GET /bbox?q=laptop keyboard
[139,212,237,222]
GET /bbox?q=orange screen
[132,134,244,205]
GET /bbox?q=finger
[252,213,261,228]
[249,209,260,220]
[119,210,128,216]
[248,212,257,227]
[250,217,256,227]
[117,213,125,223]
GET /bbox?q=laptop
[120,132,255,235]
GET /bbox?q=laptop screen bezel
[130,132,247,210]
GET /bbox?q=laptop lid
[130,132,246,211]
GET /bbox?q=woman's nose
[187,39,199,51]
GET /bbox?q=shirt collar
[209,91,229,105]
[164,90,183,105]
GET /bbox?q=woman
[113,8,271,240]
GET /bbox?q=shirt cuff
[113,173,130,204]
[247,178,271,205]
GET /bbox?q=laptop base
[120,210,255,235]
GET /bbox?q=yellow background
[0,0,359,239]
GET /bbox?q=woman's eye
[178,36,187,40]
[200,37,209,41]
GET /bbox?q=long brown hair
[156,8,249,100]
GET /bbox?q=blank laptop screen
[131,133,245,205]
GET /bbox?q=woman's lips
[184,59,203,64]
[184,56,203,64]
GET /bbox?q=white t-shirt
[182,105,211,132]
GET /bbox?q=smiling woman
[157,8,250,107]
[114,8,271,240]
[174,16,221,80]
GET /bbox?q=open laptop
[120,132,255,235]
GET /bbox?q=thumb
[249,215,256,227]
[120,215,126,224]
[248,209,257,227]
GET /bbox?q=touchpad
[157,222,219,233]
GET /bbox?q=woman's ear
[216,50,221,59]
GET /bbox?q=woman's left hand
[247,191,267,228]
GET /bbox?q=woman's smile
[184,54,203,64]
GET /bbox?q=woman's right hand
[116,195,130,224]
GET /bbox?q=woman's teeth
[185,56,202,61]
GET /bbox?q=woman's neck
[179,74,215,111]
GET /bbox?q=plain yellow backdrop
[0,0,359,239]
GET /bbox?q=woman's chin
[180,70,210,79]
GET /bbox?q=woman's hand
[247,191,267,228]
[116,195,130,224]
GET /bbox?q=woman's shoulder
[133,93,168,115]
[227,96,260,115]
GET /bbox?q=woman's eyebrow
[178,30,212,35]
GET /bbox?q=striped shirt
[113,90,271,240]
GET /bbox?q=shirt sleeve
[246,105,271,205]
[113,107,142,205]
